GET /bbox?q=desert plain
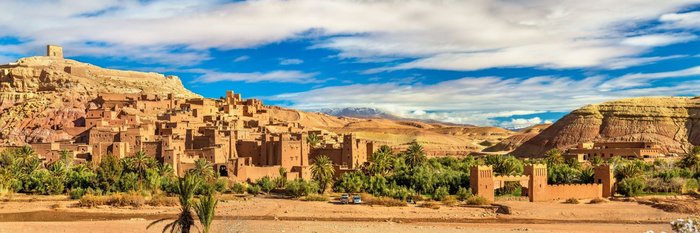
[0,194,697,233]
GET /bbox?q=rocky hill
[0,56,199,144]
[513,97,700,157]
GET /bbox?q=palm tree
[311,155,335,193]
[193,158,215,182]
[367,147,393,176]
[680,146,700,172]
[545,148,564,165]
[159,163,176,178]
[307,133,321,148]
[590,156,604,166]
[485,155,523,176]
[59,150,73,169]
[130,151,152,180]
[149,172,202,233]
[194,191,218,233]
[404,141,426,168]
[16,146,39,171]
[615,161,644,181]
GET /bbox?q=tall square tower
[47,45,63,58]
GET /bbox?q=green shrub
[256,176,276,194]
[214,178,228,193]
[231,183,246,194]
[683,178,699,193]
[618,177,646,197]
[118,172,139,192]
[433,186,449,201]
[465,195,491,205]
[247,184,262,196]
[333,172,364,193]
[69,187,86,200]
[285,179,319,197]
[456,187,472,201]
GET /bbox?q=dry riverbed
[0,194,697,233]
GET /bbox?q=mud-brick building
[566,142,664,161]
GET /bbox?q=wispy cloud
[193,70,322,84]
[659,11,700,29]
[270,67,700,126]
[0,1,697,69]
[279,58,303,65]
[233,55,250,62]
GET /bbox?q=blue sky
[0,1,699,128]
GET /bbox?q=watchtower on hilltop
[47,45,63,58]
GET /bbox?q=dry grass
[301,194,330,202]
[441,195,459,207]
[360,193,407,207]
[78,193,145,208]
[146,195,178,207]
[465,196,491,205]
[419,201,441,209]
[50,203,63,209]
[588,198,608,204]
[563,198,580,204]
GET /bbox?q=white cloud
[600,65,700,90]
[499,117,546,129]
[621,33,697,47]
[270,67,700,126]
[0,1,696,69]
[659,11,700,29]
[233,56,250,62]
[192,70,321,84]
[279,58,303,65]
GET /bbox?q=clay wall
[235,165,282,182]
[568,148,663,160]
[64,66,88,77]
[544,184,602,201]
[311,148,343,165]
[141,141,161,159]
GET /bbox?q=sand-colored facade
[566,142,664,161]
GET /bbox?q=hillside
[0,54,529,156]
[513,97,700,157]
[0,56,199,144]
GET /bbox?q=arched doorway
[218,165,228,177]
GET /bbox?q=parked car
[352,195,362,204]
[340,193,350,204]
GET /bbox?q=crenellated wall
[472,164,614,202]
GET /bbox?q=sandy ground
[0,195,696,233]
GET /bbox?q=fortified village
[0,45,668,202]
[0,45,374,182]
